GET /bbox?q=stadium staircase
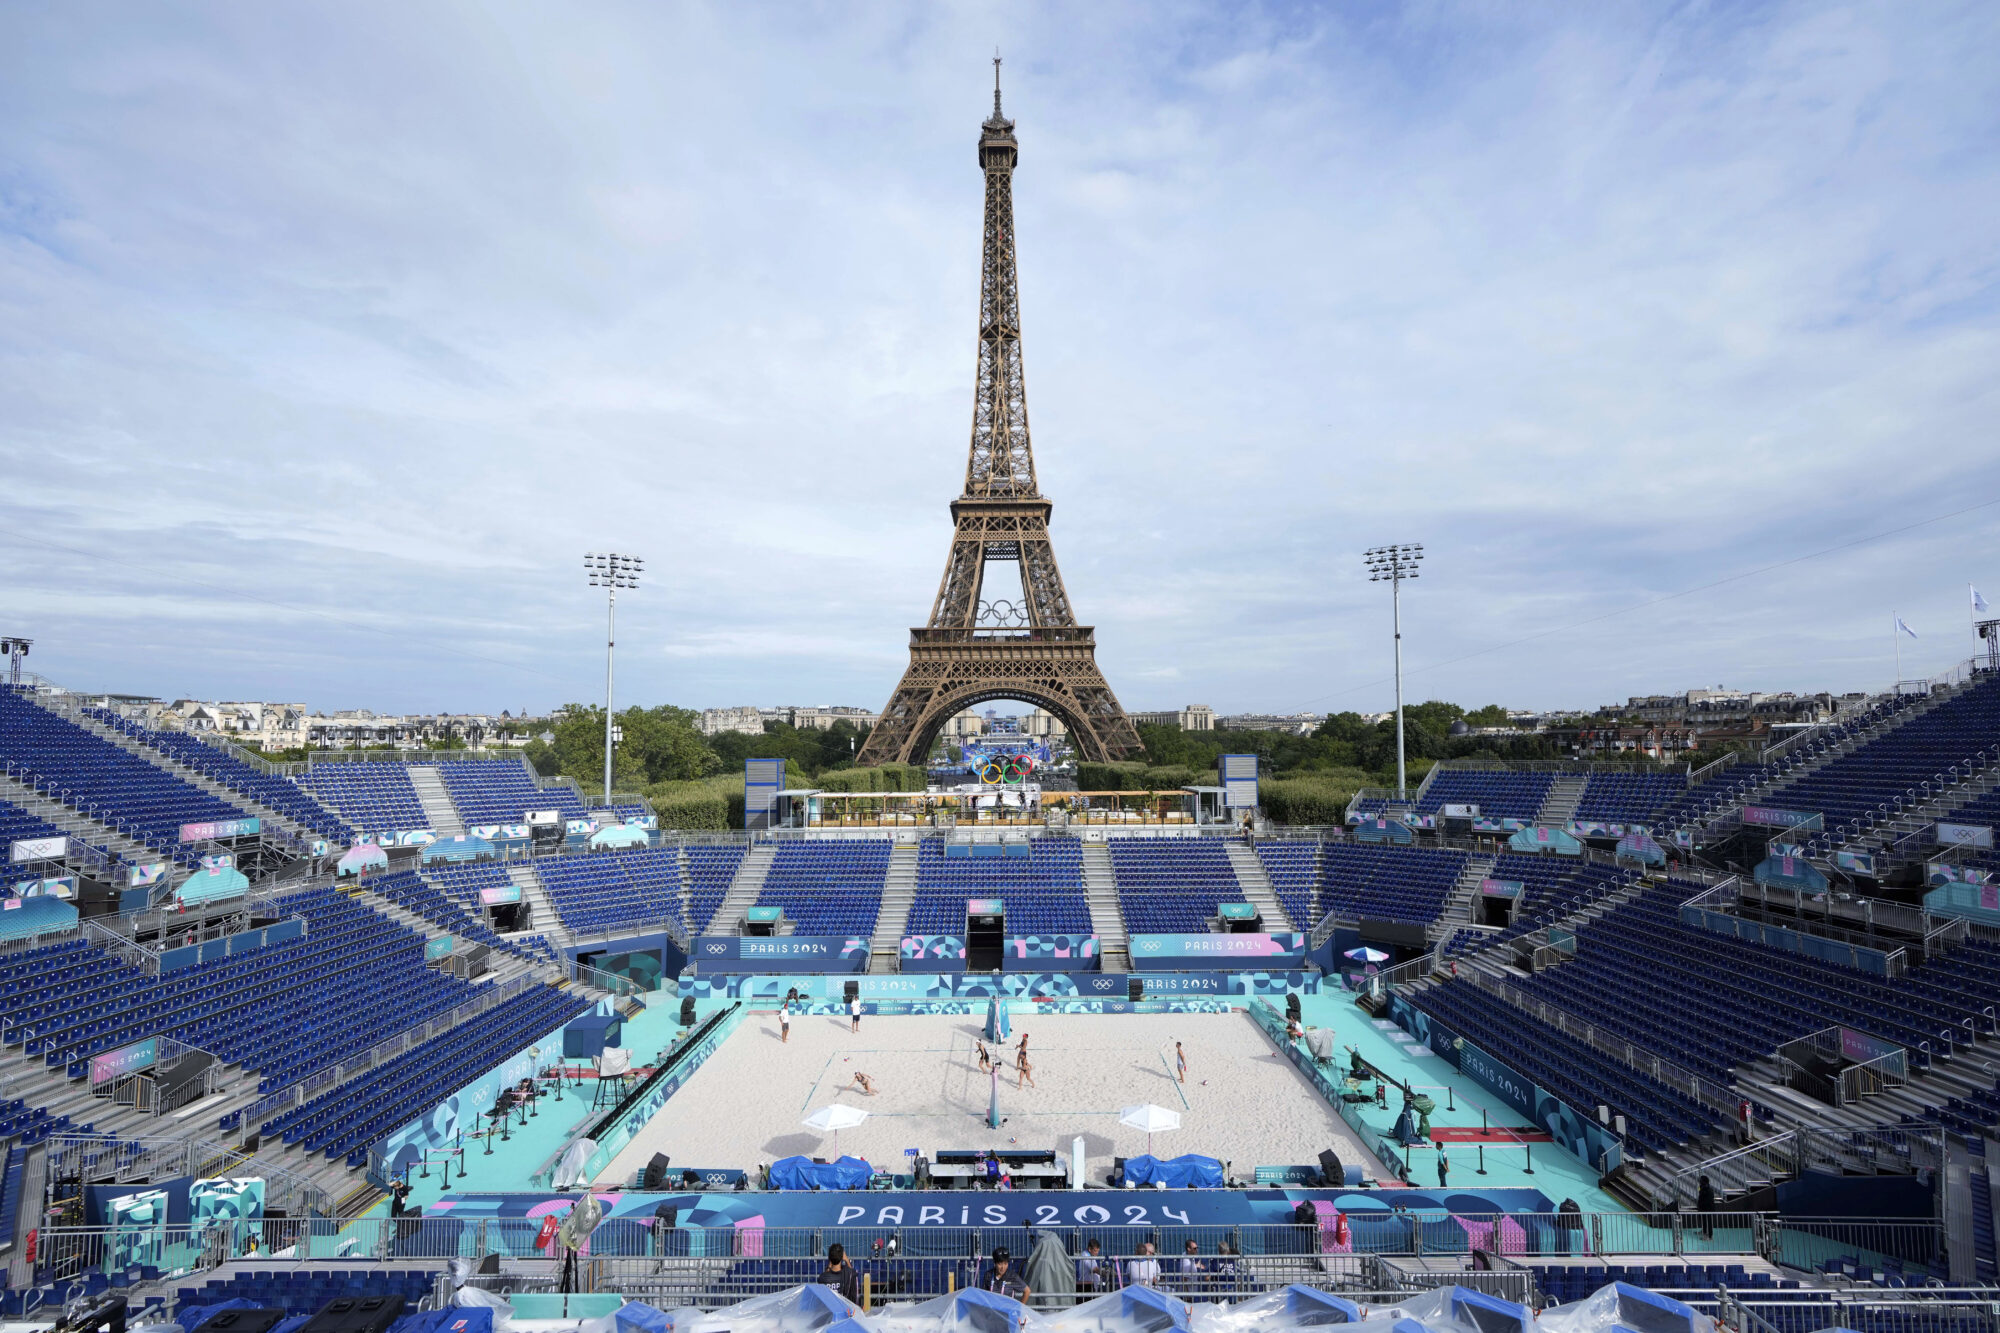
[505,863,569,949]
[1684,682,1971,842]
[0,769,163,876]
[1081,843,1129,972]
[1222,843,1293,932]
[867,843,919,973]
[406,767,466,836]
[1536,775,1588,826]
[1431,854,1496,941]
[45,701,321,843]
[1860,756,2000,869]
[341,877,559,982]
[711,844,776,936]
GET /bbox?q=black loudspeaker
[299,1297,403,1333]
[679,996,696,1026]
[241,1132,260,1154]
[1127,977,1143,1002]
[477,1253,501,1275]
[1317,1148,1344,1187]
[1286,993,1302,1022]
[843,980,860,1002]
[642,1153,672,1189]
[203,1314,288,1333]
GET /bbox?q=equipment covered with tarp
[1360,1286,1533,1333]
[867,1288,1034,1333]
[1187,1283,1359,1330]
[768,1154,873,1191]
[1304,1027,1336,1061]
[1041,1285,1190,1332]
[1120,1153,1224,1189]
[665,1283,863,1332]
[1536,1283,1714,1333]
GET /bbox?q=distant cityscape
[54,682,1882,763]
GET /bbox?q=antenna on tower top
[993,49,1003,115]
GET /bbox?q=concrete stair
[711,844,776,937]
[1223,842,1293,931]
[869,843,919,973]
[407,767,467,836]
[1082,843,1129,972]
[505,863,568,949]
[1536,775,1588,827]
[1434,853,1497,938]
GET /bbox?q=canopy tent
[177,864,250,906]
[0,895,78,944]
[1120,1153,1224,1189]
[588,823,650,850]
[420,836,495,863]
[336,844,389,877]
[768,1154,873,1191]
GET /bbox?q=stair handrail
[1657,1130,1802,1210]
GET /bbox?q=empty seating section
[0,1086,88,1145]
[536,847,684,936]
[0,689,249,865]
[1442,857,1628,957]
[1416,771,1553,821]
[1652,695,1914,834]
[435,759,586,824]
[1107,841,1247,933]
[0,797,67,855]
[378,865,511,951]
[906,839,1088,935]
[1255,842,1321,927]
[1,889,478,1095]
[1413,977,1724,1153]
[1533,1265,1794,1305]
[265,982,587,1163]
[1318,844,1466,924]
[84,709,349,840]
[294,763,428,834]
[177,1270,435,1318]
[685,845,745,933]
[1574,772,1686,823]
[1766,676,2000,852]
[1513,882,1995,1075]
[754,841,890,936]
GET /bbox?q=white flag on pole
[1896,616,1919,640]
[1974,585,1990,615]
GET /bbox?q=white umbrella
[1344,946,1390,963]
[802,1102,870,1156]
[1119,1103,1182,1155]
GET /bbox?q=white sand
[598,1009,1375,1184]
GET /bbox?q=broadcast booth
[526,809,564,850]
[741,905,785,938]
[1218,901,1264,933]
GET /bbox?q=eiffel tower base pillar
[855,628,1143,767]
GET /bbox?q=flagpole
[1895,613,1902,688]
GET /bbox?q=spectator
[817,1242,861,1306]
[1074,1238,1105,1295]
[983,1248,1030,1301]
[1126,1241,1162,1288]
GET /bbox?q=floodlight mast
[1363,544,1423,799]
[585,553,643,806]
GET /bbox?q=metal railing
[241,973,540,1131]
[44,1132,331,1218]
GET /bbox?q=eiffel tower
[856,64,1143,768]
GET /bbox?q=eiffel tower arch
[856,66,1142,769]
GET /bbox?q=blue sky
[2,2,1997,717]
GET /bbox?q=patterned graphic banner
[679,970,1317,1004]
[1128,933,1306,970]
[177,817,261,843]
[1742,806,1823,831]
[693,936,871,973]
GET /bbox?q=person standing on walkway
[1436,1147,1450,1189]
[849,995,861,1033]
[1175,1041,1188,1084]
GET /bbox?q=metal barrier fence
[43,1133,331,1220]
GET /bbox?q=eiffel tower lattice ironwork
[856,66,1142,768]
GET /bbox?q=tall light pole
[585,552,643,806]
[1364,544,1423,799]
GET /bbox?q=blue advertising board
[693,935,870,973]
[1128,932,1306,970]
[680,970,1317,1004]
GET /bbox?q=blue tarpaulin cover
[769,1154,874,1191]
[1120,1153,1224,1188]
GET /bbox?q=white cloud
[2,1,1997,716]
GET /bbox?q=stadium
[6,14,2000,1333]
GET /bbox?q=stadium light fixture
[1363,544,1423,799]
[585,553,643,806]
